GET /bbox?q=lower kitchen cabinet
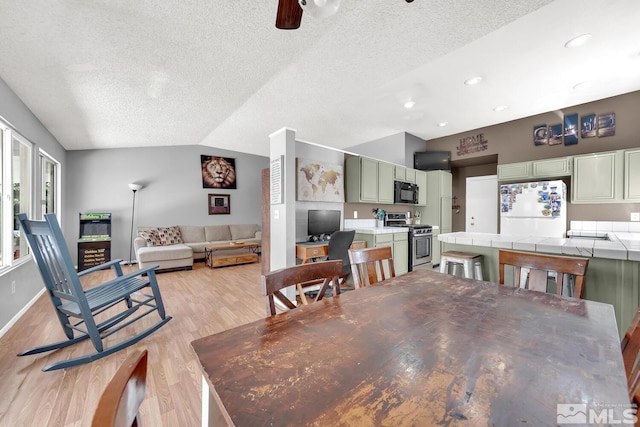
[392,232,408,275]
[354,231,408,276]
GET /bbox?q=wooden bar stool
[440,251,484,280]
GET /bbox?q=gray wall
[66,146,269,264]
[0,77,67,331]
[348,131,426,169]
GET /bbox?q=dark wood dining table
[191,268,630,426]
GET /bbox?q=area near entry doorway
[466,175,498,233]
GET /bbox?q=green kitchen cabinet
[531,156,572,178]
[346,156,394,204]
[378,161,394,204]
[354,231,408,276]
[572,150,624,203]
[415,170,427,206]
[497,161,531,181]
[625,148,640,202]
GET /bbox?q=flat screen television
[414,151,451,171]
[307,209,341,239]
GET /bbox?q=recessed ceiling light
[464,76,483,86]
[493,105,507,112]
[564,33,592,48]
[438,121,448,127]
[404,100,415,109]
[573,81,592,90]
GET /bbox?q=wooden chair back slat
[498,250,589,298]
[261,260,342,316]
[348,246,395,289]
[92,349,148,427]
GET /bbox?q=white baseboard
[0,287,46,339]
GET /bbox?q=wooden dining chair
[348,246,395,289]
[261,260,343,316]
[621,307,640,385]
[498,249,589,298]
[92,349,148,427]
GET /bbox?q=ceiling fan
[276,0,414,30]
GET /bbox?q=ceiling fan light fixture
[404,100,416,109]
[276,0,303,29]
[298,0,340,18]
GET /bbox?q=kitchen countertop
[438,231,640,261]
[349,227,409,235]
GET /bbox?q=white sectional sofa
[134,224,261,271]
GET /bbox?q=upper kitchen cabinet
[394,165,416,183]
[497,161,531,181]
[572,150,624,203]
[378,162,394,203]
[531,157,572,178]
[624,148,640,202]
[497,157,572,181]
[415,170,427,206]
[346,156,393,204]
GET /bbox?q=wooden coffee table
[204,242,259,269]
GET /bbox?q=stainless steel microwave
[394,181,419,204]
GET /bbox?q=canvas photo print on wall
[201,155,237,189]
[296,158,344,202]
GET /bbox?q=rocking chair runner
[18,213,172,372]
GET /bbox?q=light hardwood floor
[0,261,267,426]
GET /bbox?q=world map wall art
[296,158,344,202]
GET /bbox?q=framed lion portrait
[201,155,237,189]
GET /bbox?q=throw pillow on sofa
[139,226,183,247]
[140,229,162,247]
[157,226,183,246]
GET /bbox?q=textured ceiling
[0,0,639,157]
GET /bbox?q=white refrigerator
[500,180,567,238]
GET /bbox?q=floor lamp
[128,183,143,265]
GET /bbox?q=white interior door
[466,175,498,233]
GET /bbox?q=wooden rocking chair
[18,213,172,372]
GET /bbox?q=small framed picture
[580,114,597,138]
[548,124,563,145]
[208,194,230,215]
[563,113,578,145]
[598,112,615,137]
[533,124,548,146]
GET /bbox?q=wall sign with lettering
[457,133,488,156]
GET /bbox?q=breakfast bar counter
[438,230,640,337]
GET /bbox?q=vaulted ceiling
[0,0,638,157]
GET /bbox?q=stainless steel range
[385,212,432,271]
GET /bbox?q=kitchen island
[438,227,640,337]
